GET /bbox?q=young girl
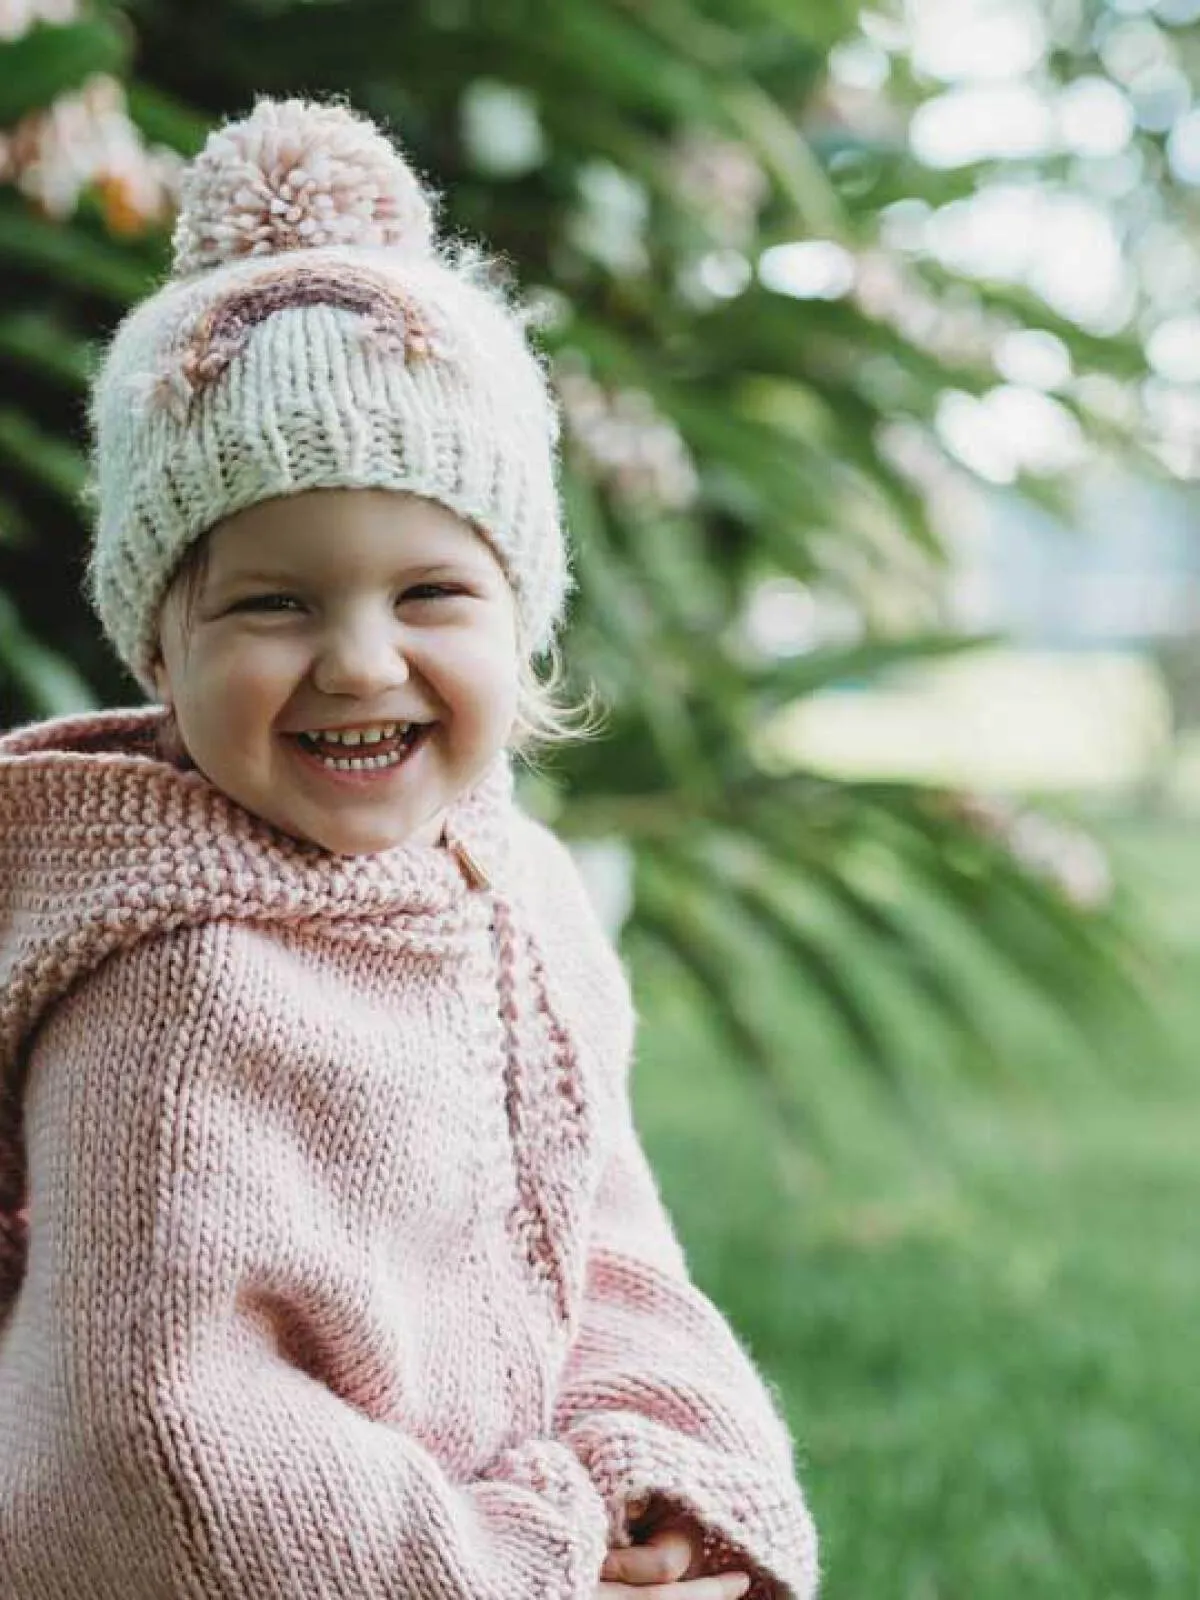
[0,98,818,1599]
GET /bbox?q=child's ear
[149,645,172,708]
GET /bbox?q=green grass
[628,818,1200,1599]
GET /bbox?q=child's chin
[293,810,443,857]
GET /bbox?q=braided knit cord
[0,1148,25,1318]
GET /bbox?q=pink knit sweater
[0,708,818,1600]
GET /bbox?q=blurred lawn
[629,818,1200,1599]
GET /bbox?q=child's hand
[598,1502,752,1600]
[598,1571,750,1600]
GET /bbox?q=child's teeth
[298,723,423,770]
[303,722,405,745]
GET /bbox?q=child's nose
[311,617,411,699]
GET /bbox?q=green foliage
[0,0,1180,1135]
[0,192,160,301]
[0,590,96,716]
[0,16,130,126]
[633,820,1200,1593]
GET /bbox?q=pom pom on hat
[171,97,435,276]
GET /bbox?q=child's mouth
[288,722,431,778]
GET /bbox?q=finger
[644,1519,705,1580]
[598,1571,752,1600]
[602,1528,694,1584]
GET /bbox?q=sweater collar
[0,704,514,918]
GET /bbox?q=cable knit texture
[0,708,819,1600]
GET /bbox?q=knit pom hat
[85,96,571,693]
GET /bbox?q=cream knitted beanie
[85,96,571,692]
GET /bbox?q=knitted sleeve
[5,926,608,1600]
[540,885,819,1600]
[551,1083,819,1600]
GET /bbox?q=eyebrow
[214,561,487,588]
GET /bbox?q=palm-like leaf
[0,0,1179,1138]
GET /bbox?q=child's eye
[234,594,302,613]
[228,586,463,615]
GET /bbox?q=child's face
[153,488,520,856]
